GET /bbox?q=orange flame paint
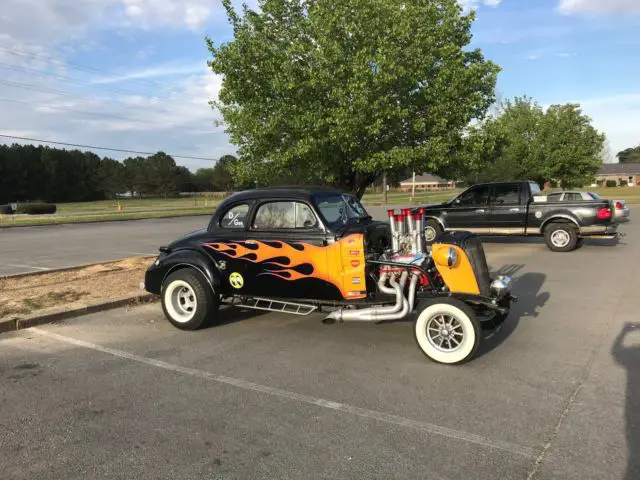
[203,234,366,299]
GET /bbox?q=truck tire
[424,219,443,245]
[414,298,480,365]
[161,268,219,330]
[544,223,578,252]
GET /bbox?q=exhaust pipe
[406,209,417,254]
[324,272,417,322]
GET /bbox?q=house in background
[595,163,640,186]
[399,173,456,192]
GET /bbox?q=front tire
[414,298,480,365]
[544,223,578,252]
[424,219,443,245]
[161,268,219,330]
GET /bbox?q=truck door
[488,183,526,234]
[445,185,491,232]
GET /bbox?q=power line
[0,134,219,161]
[0,97,215,134]
[0,46,189,94]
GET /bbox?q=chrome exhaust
[324,272,417,322]
[387,210,399,252]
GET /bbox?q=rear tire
[414,298,480,365]
[161,268,219,330]
[544,223,578,252]
[424,219,443,245]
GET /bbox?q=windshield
[315,194,370,224]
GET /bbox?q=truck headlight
[490,275,512,298]
[447,247,458,267]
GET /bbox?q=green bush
[596,180,604,187]
[620,180,628,187]
[0,204,13,214]
[606,180,617,187]
[15,203,57,215]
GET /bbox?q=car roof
[223,186,350,202]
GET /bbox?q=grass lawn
[1,186,638,228]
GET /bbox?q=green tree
[123,156,146,197]
[617,145,640,164]
[98,158,125,198]
[143,152,179,197]
[207,0,500,197]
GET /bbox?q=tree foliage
[208,0,500,197]
[0,144,238,203]
[459,97,605,188]
[617,145,640,164]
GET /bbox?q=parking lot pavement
[1,219,638,479]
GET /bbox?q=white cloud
[90,63,205,85]
[558,0,640,13]
[459,0,503,11]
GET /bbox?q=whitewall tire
[414,299,480,365]
[161,268,218,330]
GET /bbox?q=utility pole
[382,172,388,204]
[411,171,416,201]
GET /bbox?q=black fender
[539,211,580,232]
[144,248,221,295]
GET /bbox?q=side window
[252,201,318,230]
[457,186,490,206]
[220,203,249,229]
[566,192,582,201]
[529,182,542,197]
[491,185,521,205]
[547,193,562,202]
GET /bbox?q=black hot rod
[144,187,516,364]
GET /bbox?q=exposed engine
[325,208,434,322]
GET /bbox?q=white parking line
[31,327,536,458]
[6,264,50,271]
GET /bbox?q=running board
[231,297,318,316]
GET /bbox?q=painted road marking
[6,264,50,271]
[31,327,536,458]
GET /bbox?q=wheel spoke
[449,337,460,347]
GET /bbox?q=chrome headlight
[447,247,458,267]
[490,275,512,298]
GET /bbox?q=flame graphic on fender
[202,234,366,299]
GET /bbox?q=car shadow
[611,323,640,480]
[203,304,269,329]
[476,265,550,358]
[480,235,625,248]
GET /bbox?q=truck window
[547,193,562,202]
[252,201,318,230]
[220,203,249,229]
[491,184,520,205]
[529,182,542,197]
[456,186,490,206]
[565,192,582,201]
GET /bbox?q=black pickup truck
[417,180,620,252]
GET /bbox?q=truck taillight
[615,201,623,210]
[597,207,612,219]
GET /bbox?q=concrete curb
[0,256,156,280]
[0,293,158,333]
[0,213,210,230]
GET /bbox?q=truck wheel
[544,223,578,252]
[161,268,219,330]
[414,298,480,365]
[424,219,443,245]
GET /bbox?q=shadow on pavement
[477,265,549,358]
[204,305,269,328]
[611,323,640,480]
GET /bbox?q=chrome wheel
[165,280,197,323]
[425,226,437,242]
[550,229,570,248]
[426,314,465,352]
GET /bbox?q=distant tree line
[617,145,640,164]
[0,143,240,203]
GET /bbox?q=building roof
[598,163,640,175]
[399,173,452,184]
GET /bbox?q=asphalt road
[2,220,638,479]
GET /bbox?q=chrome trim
[489,227,525,235]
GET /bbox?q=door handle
[476,209,485,213]
[510,208,520,212]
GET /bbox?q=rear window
[529,182,542,197]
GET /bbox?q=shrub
[620,180,628,187]
[596,180,604,187]
[606,180,617,187]
[0,204,13,214]
[15,203,57,215]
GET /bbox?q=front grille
[435,232,492,296]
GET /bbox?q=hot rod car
[144,187,516,365]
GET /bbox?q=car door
[445,185,491,232]
[202,201,252,293]
[241,199,334,300]
[488,183,526,234]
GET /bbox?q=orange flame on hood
[203,234,366,299]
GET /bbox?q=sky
[0,0,639,171]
